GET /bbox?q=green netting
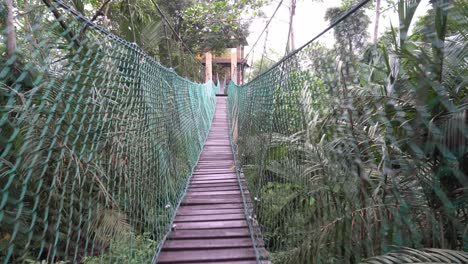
[1,1,217,263]
[228,0,467,263]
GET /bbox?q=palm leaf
[398,0,422,46]
[361,247,468,263]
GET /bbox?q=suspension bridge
[1,0,467,263]
[156,95,268,263]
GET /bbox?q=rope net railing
[228,0,467,263]
[1,1,217,263]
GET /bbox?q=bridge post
[205,51,212,82]
[230,48,237,84]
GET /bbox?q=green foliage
[0,1,217,262]
[180,0,264,53]
[227,0,467,263]
[325,4,371,82]
[361,247,468,263]
[83,233,157,264]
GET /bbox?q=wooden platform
[156,96,265,264]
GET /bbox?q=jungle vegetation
[228,0,467,263]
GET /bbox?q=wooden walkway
[157,96,263,263]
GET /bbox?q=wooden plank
[199,155,233,159]
[193,173,237,177]
[200,151,232,153]
[194,168,236,172]
[182,198,243,204]
[200,152,232,155]
[198,158,233,161]
[183,261,262,264]
[193,171,236,175]
[177,204,243,210]
[200,154,234,158]
[189,183,240,188]
[190,179,237,184]
[191,175,237,180]
[199,151,232,154]
[189,186,240,192]
[168,228,251,239]
[190,177,237,182]
[175,220,247,230]
[191,178,237,183]
[175,213,245,222]
[189,183,239,188]
[187,191,241,196]
[194,169,236,174]
[197,161,234,164]
[176,208,245,216]
[196,162,235,166]
[182,197,243,205]
[190,181,239,188]
[195,166,235,170]
[201,145,231,148]
[157,248,256,263]
[195,168,235,171]
[163,238,253,250]
[185,192,241,197]
[191,179,238,184]
[197,160,233,162]
[197,158,233,161]
[192,173,237,177]
[185,194,241,199]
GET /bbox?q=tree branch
[91,0,112,22]
[42,0,80,47]
[78,0,113,40]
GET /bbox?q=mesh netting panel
[1,1,216,263]
[228,0,467,263]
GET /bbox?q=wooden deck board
[168,228,251,239]
[158,248,257,263]
[178,205,244,211]
[191,179,238,184]
[189,183,239,188]
[157,96,266,263]
[184,261,269,264]
[176,208,245,216]
[187,191,241,195]
[189,186,241,192]
[193,169,236,174]
[191,176,237,181]
[175,220,248,230]
[163,238,254,250]
[185,194,241,199]
[175,213,245,222]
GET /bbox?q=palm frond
[361,247,468,263]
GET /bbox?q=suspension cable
[248,0,372,83]
[244,0,284,61]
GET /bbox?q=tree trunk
[373,0,381,43]
[102,0,110,27]
[5,0,17,59]
[287,0,296,52]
